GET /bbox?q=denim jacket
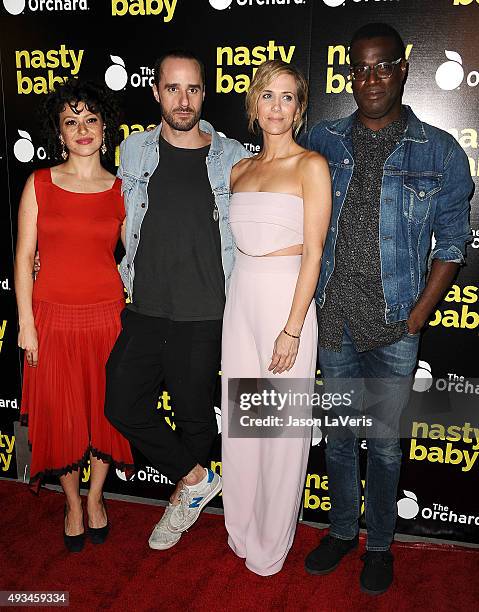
[304,106,473,323]
[117,120,250,301]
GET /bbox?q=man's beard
[161,106,201,132]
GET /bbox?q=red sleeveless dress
[21,168,134,491]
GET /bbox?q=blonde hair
[245,59,308,137]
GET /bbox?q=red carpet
[1,480,478,612]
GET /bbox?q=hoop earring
[59,134,68,160]
[101,125,107,155]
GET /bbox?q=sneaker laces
[176,487,190,523]
[154,504,173,529]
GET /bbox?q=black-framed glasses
[349,58,403,82]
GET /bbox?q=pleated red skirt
[21,298,134,492]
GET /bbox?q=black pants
[105,309,221,483]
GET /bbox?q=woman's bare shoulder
[231,156,256,185]
[298,148,328,170]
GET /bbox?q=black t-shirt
[128,136,225,321]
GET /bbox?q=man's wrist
[407,309,427,332]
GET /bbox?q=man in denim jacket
[105,50,249,551]
[303,24,473,594]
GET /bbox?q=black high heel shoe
[64,505,85,553]
[87,499,110,544]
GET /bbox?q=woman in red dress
[15,81,134,552]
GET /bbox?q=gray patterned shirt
[318,114,408,352]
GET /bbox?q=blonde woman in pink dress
[221,60,332,576]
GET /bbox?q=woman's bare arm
[14,173,39,366]
[269,153,332,374]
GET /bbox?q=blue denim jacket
[117,120,250,301]
[304,106,473,323]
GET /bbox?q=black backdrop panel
[0,0,478,543]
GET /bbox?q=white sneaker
[168,469,222,533]
[148,504,182,550]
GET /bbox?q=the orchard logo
[0,277,11,292]
[3,0,88,14]
[130,465,174,485]
[453,0,479,5]
[312,424,324,446]
[472,229,479,249]
[3,0,24,13]
[209,0,232,8]
[14,130,34,162]
[397,490,420,519]
[322,0,400,5]
[436,51,464,90]
[435,50,479,90]
[398,489,479,526]
[105,55,155,91]
[105,55,128,91]
[413,360,433,393]
[210,0,305,8]
[13,130,47,163]
[116,468,135,481]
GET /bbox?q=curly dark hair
[41,79,121,163]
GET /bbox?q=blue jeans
[319,324,419,551]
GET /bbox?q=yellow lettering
[461,304,479,328]
[15,50,30,69]
[305,473,320,489]
[251,46,267,65]
[304,489,320,509]
[442,310,460,328]
[327,45,348,66]
[459,128,478,149]
[429,423,446,440]
[30,51,45,70]
[112,0,177,20]
[234,46,250,66]
[217,46,233,66]
[463,285,478,304]
[82,464,90,482]
[468,156,478,177]
[446,425,463,442]
[46,49,60,69]
[411,421,429,438]
[326,68,353,94]
[216,68,234,93]
[445,284,462,302]
[429,309,442,326]
[210,460,222,476]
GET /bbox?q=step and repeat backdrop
[0,0,478,544]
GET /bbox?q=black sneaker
[360,550,394,595]
[305,534,359,575]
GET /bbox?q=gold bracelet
[283,328,300,339]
